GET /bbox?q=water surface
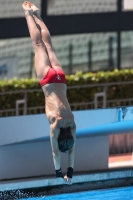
[21,186,133,200]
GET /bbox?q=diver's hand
[64,175,72,185]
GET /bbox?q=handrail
[0,89,41,95]
[76,121,133,137]
[67,81,133,89]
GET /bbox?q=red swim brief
[40,67,66,86]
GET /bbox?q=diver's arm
[50,125,61,171]
[64,125,76,185]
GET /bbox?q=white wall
[0,136,108,180]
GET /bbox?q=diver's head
[58,127,74,153]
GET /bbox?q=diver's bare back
[42,83,75,128]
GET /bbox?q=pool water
[21,186,133,200]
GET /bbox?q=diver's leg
[31,3,62,68]
[22,1,51,80]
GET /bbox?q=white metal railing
[0,81,133,117]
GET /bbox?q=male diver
[22,1,76,185]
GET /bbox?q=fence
[1,81,133,117]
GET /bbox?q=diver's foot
[31,3,40,15]
[22,1,33,15]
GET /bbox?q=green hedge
[0,69,133,114]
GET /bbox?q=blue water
[21,186,133,200]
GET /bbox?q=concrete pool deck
[0,154,133,199]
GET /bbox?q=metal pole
[103,86,107,108]
[41,0,48,18]
[117,0,122,70]
[24,92,27,115]
[88,41,92,71]
[108,36,114,70]
[117,31,121,70]
[69,43,73,74]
